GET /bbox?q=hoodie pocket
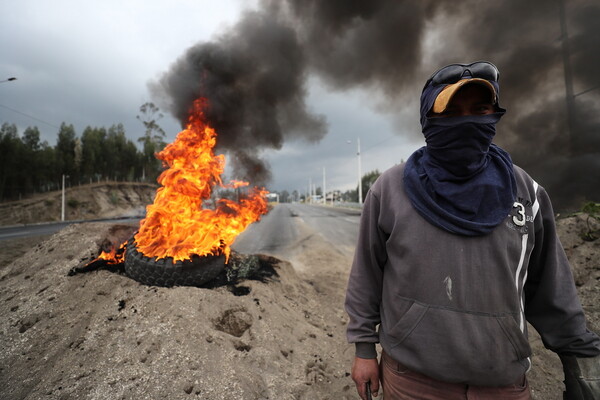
[385,300,532,386]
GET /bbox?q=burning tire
[124,238,226,287]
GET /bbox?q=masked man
[345,61,600,400]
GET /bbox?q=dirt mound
[0,213,598,399]
[0,222,355,400]
[0,182,157,226]
[525,213,600,399]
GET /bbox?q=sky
[0,0,423,196]
[2,0,598,209]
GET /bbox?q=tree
[0,111,176,199]
[338,171,381,204]
[360,169,381,202]
[81,126,107,182]
[56,123,77,181]
[22,126,41,152]
[137,102,167,182]
[0,123,21,200]
[0,115,168,199]
[106,124,138,181]
[38,141,57,191]
[20,127,44,194]
[342,188,358,203]
[74,138,83,179]
[137,102,166,141]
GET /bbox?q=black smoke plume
[152,6,327,186]
[154,0,599,211]
[441,0,600,210]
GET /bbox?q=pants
[380,351,532,400]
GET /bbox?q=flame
[133,98,268,263]
[97,242,127,265]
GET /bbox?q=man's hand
[560,354,600,400]
[352,356,380,399]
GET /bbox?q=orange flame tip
[133,98,268,263]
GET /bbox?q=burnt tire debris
[69,237,279,294]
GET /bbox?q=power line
[573,83,600,98]
[363,134,396,153]
[0,103,61,130]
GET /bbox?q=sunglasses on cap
[425,61,499,88]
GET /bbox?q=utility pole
[558,0,575,156]
[323,167,326,205]
[357,138,363,205]
[61,174,67,221]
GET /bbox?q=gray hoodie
[345,163,600,386]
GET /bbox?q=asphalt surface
[0,217,142,241]
[0,203,362,255]
[232,203,361,255]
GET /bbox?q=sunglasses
[426,61,499,87]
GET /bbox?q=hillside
[0,182,158,226]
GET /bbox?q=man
[345,61,600,400]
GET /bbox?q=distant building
[266,192,279,203]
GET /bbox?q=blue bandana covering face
[403,78,517,236]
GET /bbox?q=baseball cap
[432,78,497,114]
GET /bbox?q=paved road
[232,203,361,256]
[0,217,142,241]
[0,204,362,257]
